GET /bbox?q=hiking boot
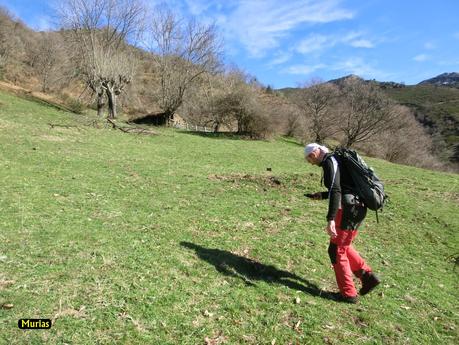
[328,292,359,304]
[360,271,380,296]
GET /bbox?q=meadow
[0,90,458,344]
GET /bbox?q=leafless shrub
[358,105,445,170]
[181,72,235,131]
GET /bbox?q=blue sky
[1,0,459,88]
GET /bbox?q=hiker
[304,143,380,303]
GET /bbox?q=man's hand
[325,220,337,238]
[305,192,322,200]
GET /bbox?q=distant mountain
[327,74,363,84]
[419,72,459,88]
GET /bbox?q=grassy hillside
[384,85,459,163]
[384,84,459,123]
[0,90,458,344]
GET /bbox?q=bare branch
[145,5,223,120]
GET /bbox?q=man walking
[304,143,380,303]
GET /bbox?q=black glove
[304,192,322,200]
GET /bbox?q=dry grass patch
[40,135,67,142]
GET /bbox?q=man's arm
[322,157,341,222]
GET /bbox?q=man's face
[305,149,320,165]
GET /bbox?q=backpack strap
[328,156,339,200]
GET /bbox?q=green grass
[0,90,458,344]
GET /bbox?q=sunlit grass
[0,90,458,344]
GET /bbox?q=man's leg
[327,209,358,301]
[328,240,357,298]
[347,245,372,278]
[345,233,380,295]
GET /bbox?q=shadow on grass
[180,241,335,301]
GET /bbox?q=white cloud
[267,52,293,66]
[296,31,374,55]
[424,42,435,50]
[297,34,333,54]
[414,54,429,62]
[342,31,374,48]
[183,0,214,15]
[223,0,354,57]
[282,63,326,75]
[350,39,374,48]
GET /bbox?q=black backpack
[332,147,387,213]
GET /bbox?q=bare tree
[216,69,256,133]
[182,67,269,135]
[33,33,71,92]
[146,5,222,124]
[338,78,398,147]
[88,44,137,118]
[182,72,235,131]
[293,80,340,143]
[58,0,145,117]
[0,9,11,75]
[0,7,24,79]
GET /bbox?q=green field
[0,90,458,344]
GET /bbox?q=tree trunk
[106,87,117,119]
[346,137,356,148]
[97,91,106,117]
[315,135,323,144]
[163,110,173,126]
[41,71,49,93]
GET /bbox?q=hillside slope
[383,84,459,163]
[419,72,459,88]
[0,90,458,344]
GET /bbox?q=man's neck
[318,151,327,163]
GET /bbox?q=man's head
[304,143,328,165]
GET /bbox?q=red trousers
[328,209,371,297]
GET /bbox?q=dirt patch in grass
[208,173,283,188]
[0,279,15,290]
[52,305,87,323]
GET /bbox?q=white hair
[304,143,329,156]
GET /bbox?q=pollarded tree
[58,0,145,117]
[87,44,136,118]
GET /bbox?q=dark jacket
[319,153,367,230]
